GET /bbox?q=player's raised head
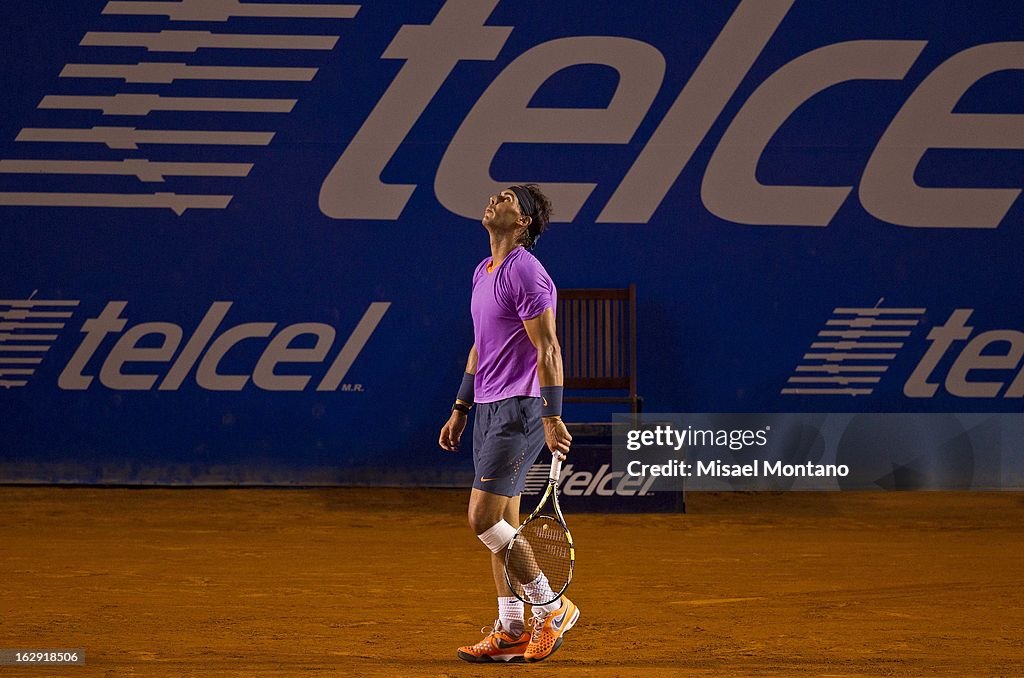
[509,184,552,251]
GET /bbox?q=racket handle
[549,453,563,481]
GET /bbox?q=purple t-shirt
[471,246,557,403]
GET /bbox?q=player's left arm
[523,308,572,457]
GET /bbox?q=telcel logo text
[322,0,1024,229]
[57,301,389,392]
[906,310,1024,399]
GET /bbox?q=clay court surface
[2,488,1022,676]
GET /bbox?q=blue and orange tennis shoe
[456,621,530,663]
[525,596,581,662]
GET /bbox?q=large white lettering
[599,0,793,222]
[701,40,925,226]
[318,0,510,219]
[861,42,1024,228]
[436,37,665,221]
[318,0,1024,229]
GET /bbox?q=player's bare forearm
[522,308,563,386]
[539,348,571,457]
[522,308,571,456]
[535,342,563,389]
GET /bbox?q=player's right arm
[439,345,476,452]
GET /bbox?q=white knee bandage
[478,520,517,554]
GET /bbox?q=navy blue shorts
[472,396,546,497]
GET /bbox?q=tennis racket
[504,453,575,606]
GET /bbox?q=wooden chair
[556,284,642,413]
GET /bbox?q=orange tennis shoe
[456,621,530,663]
[524,596,581,662]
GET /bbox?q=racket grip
[549,453,563,481]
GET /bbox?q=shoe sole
[456,650,525,663]
[526,606,581,663]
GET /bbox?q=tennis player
[438,184,580,663]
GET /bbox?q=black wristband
[540,385,563,418]
[457,372,475,405]
[452,403,471,415]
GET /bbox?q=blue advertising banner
[1,0,1022,486]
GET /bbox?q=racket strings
[506,516,571,605]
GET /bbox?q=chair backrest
[556,285,636,392]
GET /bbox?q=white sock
[498,596,524,635]
[523,573,562,612]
